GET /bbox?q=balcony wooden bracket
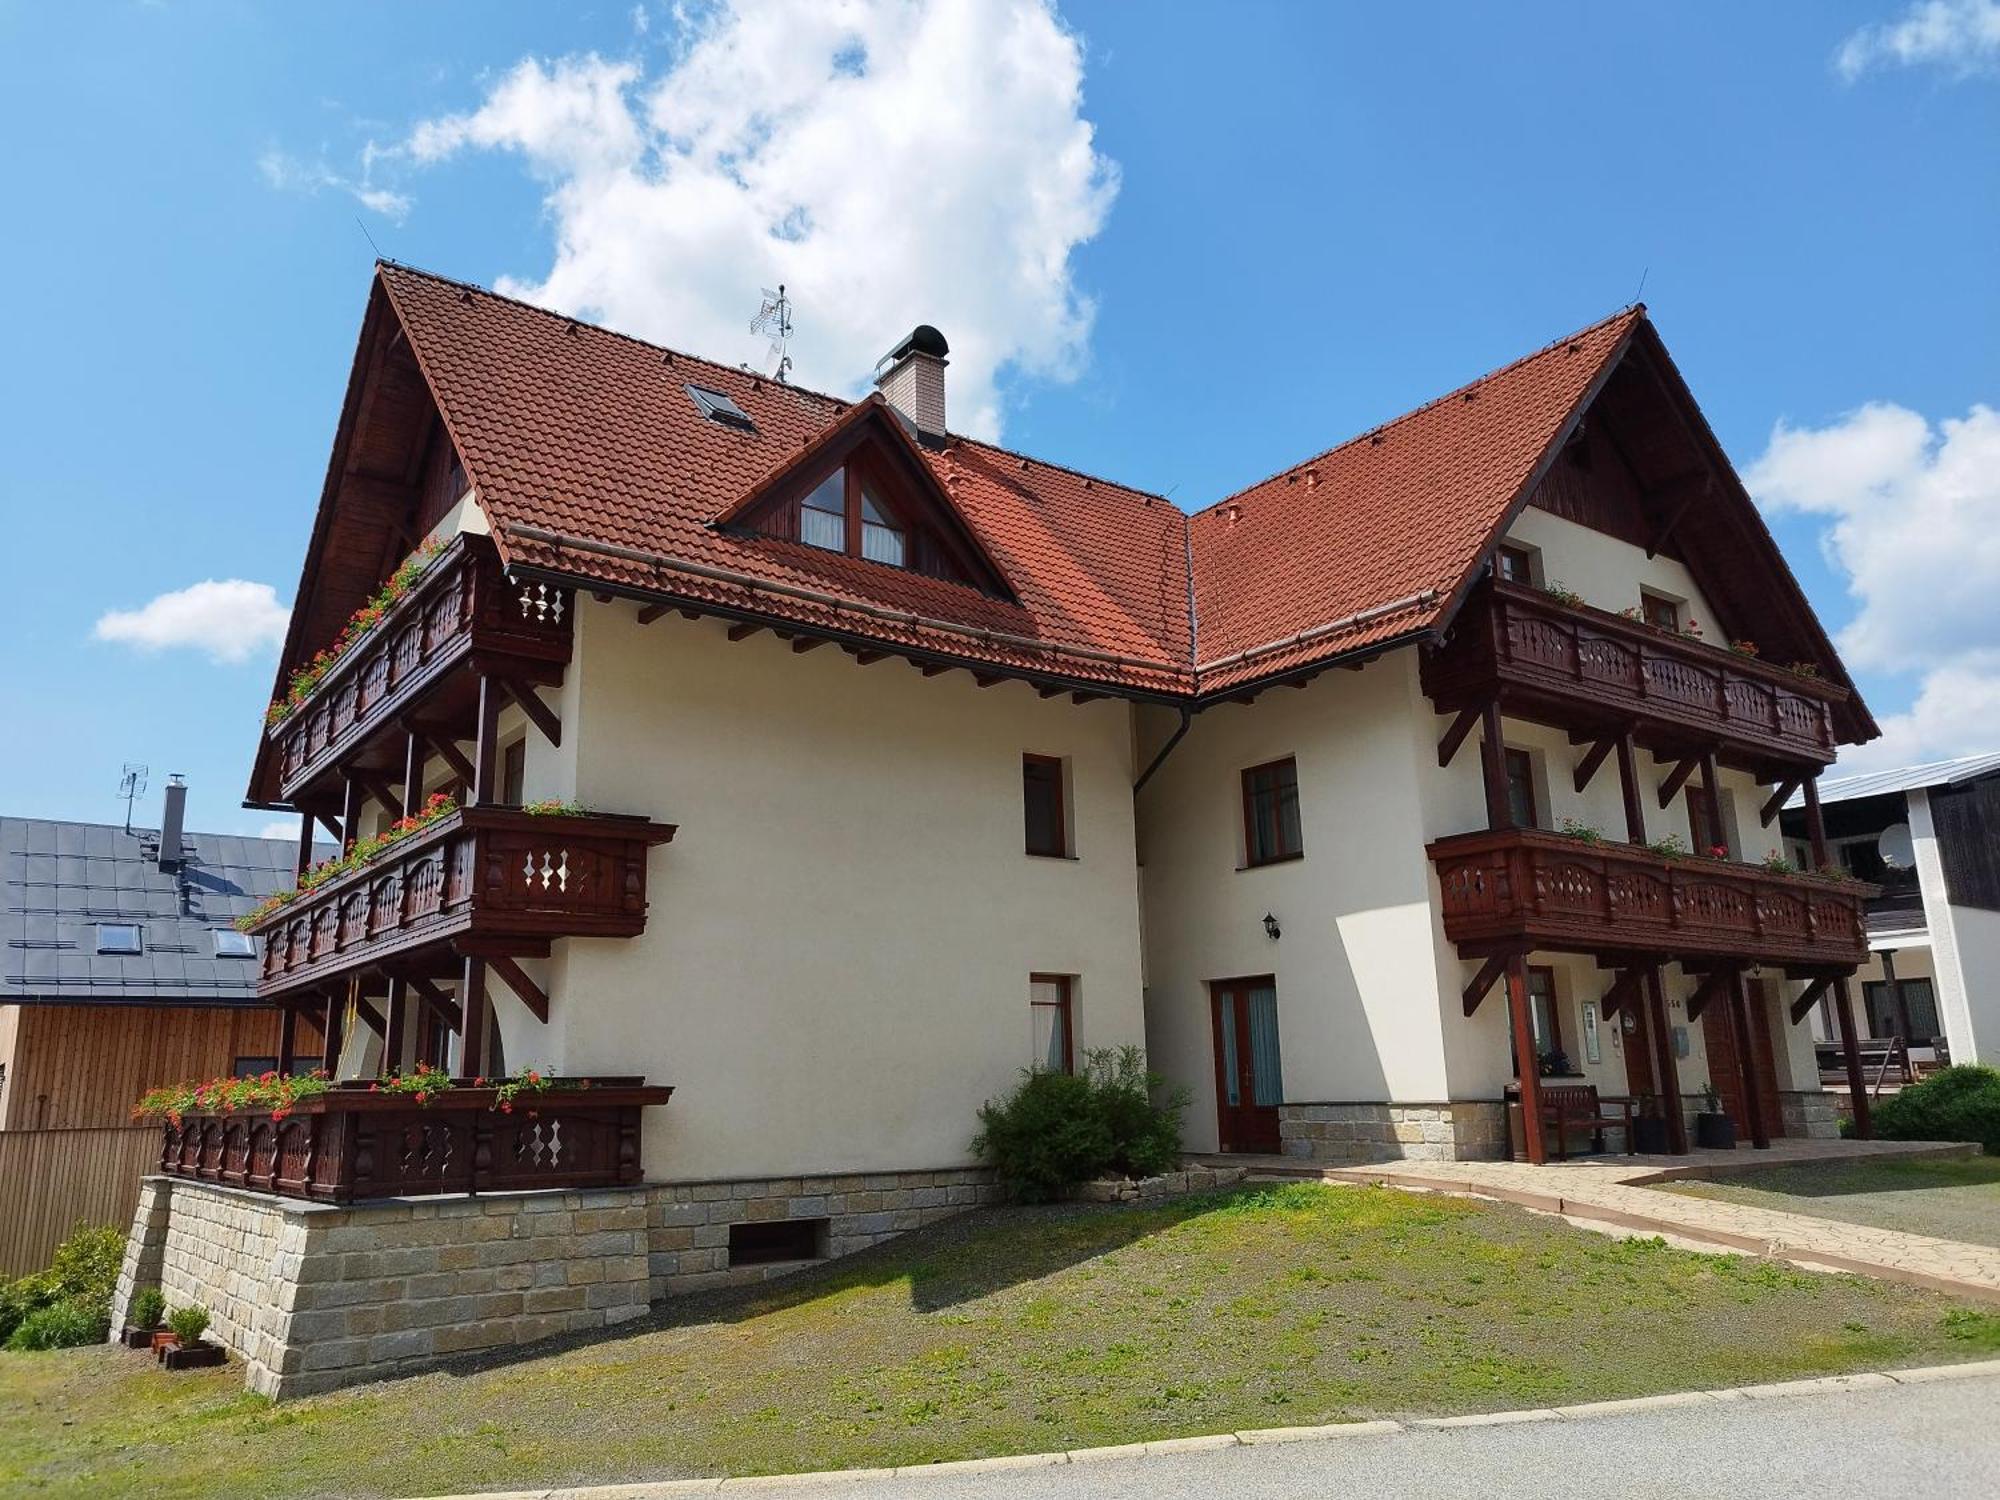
[1685,968,1734,1023]
[1461,955,1508,1017]
[487,953,550,1024]
[316,812,344,842]
[1760,778,1801,828]
[349,770,402,819]
[403,974,464,1033]
[498,677,562,748]
[1437,707,1481,769]
[403,721,477,789]
[1656,757,1699,808]
[1789,975,1834,1026]
[1573,736,1616,795]
[1598,969,1640,1020]
[355,996,387,1037]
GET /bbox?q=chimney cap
[882,325,949,366]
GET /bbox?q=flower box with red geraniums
[134,1070,333,1128]
[235,792,458,932]
[265,536,447,728]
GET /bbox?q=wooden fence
[0,1126,158,1276]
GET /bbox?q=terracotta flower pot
[150,1330,180,1354]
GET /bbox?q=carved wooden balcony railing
[270,533,573,802]
[1428,827,1873,968]
[247,806,677,998]
[154,1078,674,1203]
[1422,579,1846,771]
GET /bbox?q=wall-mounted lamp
[1262,912,1281,941]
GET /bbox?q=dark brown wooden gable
[722,407,1014,598]
[1528,431,1683,562]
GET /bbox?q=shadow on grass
[1683,1157,2000,1202]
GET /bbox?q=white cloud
[1836,0,2000,80]
[258,820,302,842]
[259,147,412,222]
[401,0,1117,439]
[93,580,291,665]
[1747,403,2000,773]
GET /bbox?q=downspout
[1134,512,1202,795]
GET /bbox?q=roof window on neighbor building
[95,924,142,955]
[686,384,754,430]
[214,929,256,958]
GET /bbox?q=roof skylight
[96,923,142,955]
[686,384,754,430]
[214,929,256,958]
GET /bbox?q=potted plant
[157,1305,224,1370]
[119,1287,165,1350]
[1695,1085,1736,1150]
[1630,1101,1671,1155]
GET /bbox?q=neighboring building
[124,264,1892,1395]
[0,779,315,1129]
[1780,753,2000,1069]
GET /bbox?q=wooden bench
[1538,1084,1637,1160]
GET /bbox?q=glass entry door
[1210,977,1284,1153]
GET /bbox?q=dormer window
[860,484,904,566]
[801,470,847,552]
[795,464,909,570]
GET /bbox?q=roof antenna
[1631,266,1649,306]
[750,284,793,383]
[353,215,384,261]
[117,763,148,836]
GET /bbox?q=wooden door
[1620,1001,1657,1102]
[1702,981,1785,1138]
[1210,978,1283,1153]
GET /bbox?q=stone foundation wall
[1072,1164,1247,1203]
[1778,1089,1842,1140]
[111,1177,651,1399]
[646,1166,999,1297]
[1279,1101,1509,1164]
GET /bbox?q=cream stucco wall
[496,601,1148,1180]
[1500,507,1723,637]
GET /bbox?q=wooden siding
[1934,778,2000,914]
[0,1126,159,1275]
[0,1005,294,1130]
[1527,439,1680,560]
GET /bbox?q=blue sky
[1,1,1995,836]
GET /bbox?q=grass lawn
[1659,1155,2000,1249]
[5,1183,1998,1499]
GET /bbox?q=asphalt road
[709,1371,2000,1500]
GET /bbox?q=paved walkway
[1241,1139,2000,1302]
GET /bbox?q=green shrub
[0,1224,123,1349]
[166,1305,211,1345]
[129,1287,166,1331]
[1872,1065,2000,1153]
[973,1046,1189,1203]
[4,1300,106,1351]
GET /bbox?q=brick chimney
[874,325,949,443]
[157,774,187,872]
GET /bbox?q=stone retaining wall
[1279,1101,1509,1164]
[1072,1164,1248,1203]
[1778,1089,1842,1140]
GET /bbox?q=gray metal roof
[0,816,326,1006]
[1786,751,2000,810]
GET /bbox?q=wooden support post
[1802,775,1829,871]
[1725,969,1770,1149]
[384,976,408,1073]
[1480,700,1512,830]
[339,776,365,853]
[320,988,346,1074]
[1573,737,1615,795]
[1615,733,1646,844]
[1832,976,1872,1139]
[1643,966,1690,1154]
[1461,955,1506,1017]
[294,812,315,879]
[277,1004,297,1075]
[1505,954,1546,1164]
[460,956,488,1077]
[1698,749,1724,852]
[470,676,502,806]
[1437,707,1480,769]
[402,731,426,819]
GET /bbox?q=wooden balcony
[1422,579,1846,773]
[247,806,677,998]
[153,1078,674,1203]
[1428,827,1873,968]
[269,533,573,803]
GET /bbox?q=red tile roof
[369,265,1782,703]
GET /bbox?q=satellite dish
[1879,823,1915,869]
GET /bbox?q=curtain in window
[1030,978,1069,1072]
[1247,985,1283,1106]
[859,484,905,566]
[1217,993,1240,1106]
[801,469,845,551]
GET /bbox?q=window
[686,384,754,430]
[1510,966,1566,1075]
[502,739,527,805]
[1494,542,1537,586]
[232,1055,277,1079]
[858,483,905,567]
[95,924,141,955]
[1242,757,1303,866]
[1023,754,1069,858]
[1640,590,1681,632]
[213,930,256,959]
[800,469,847,551]
[1503,748,1538,829]
[1030,974,1074,1073]
[1863,977,1942,1041]
[729,1219,826,1266]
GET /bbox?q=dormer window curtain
[798,464,907,568]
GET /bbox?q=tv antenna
[118,763,149,835]
[750,284,793,383]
